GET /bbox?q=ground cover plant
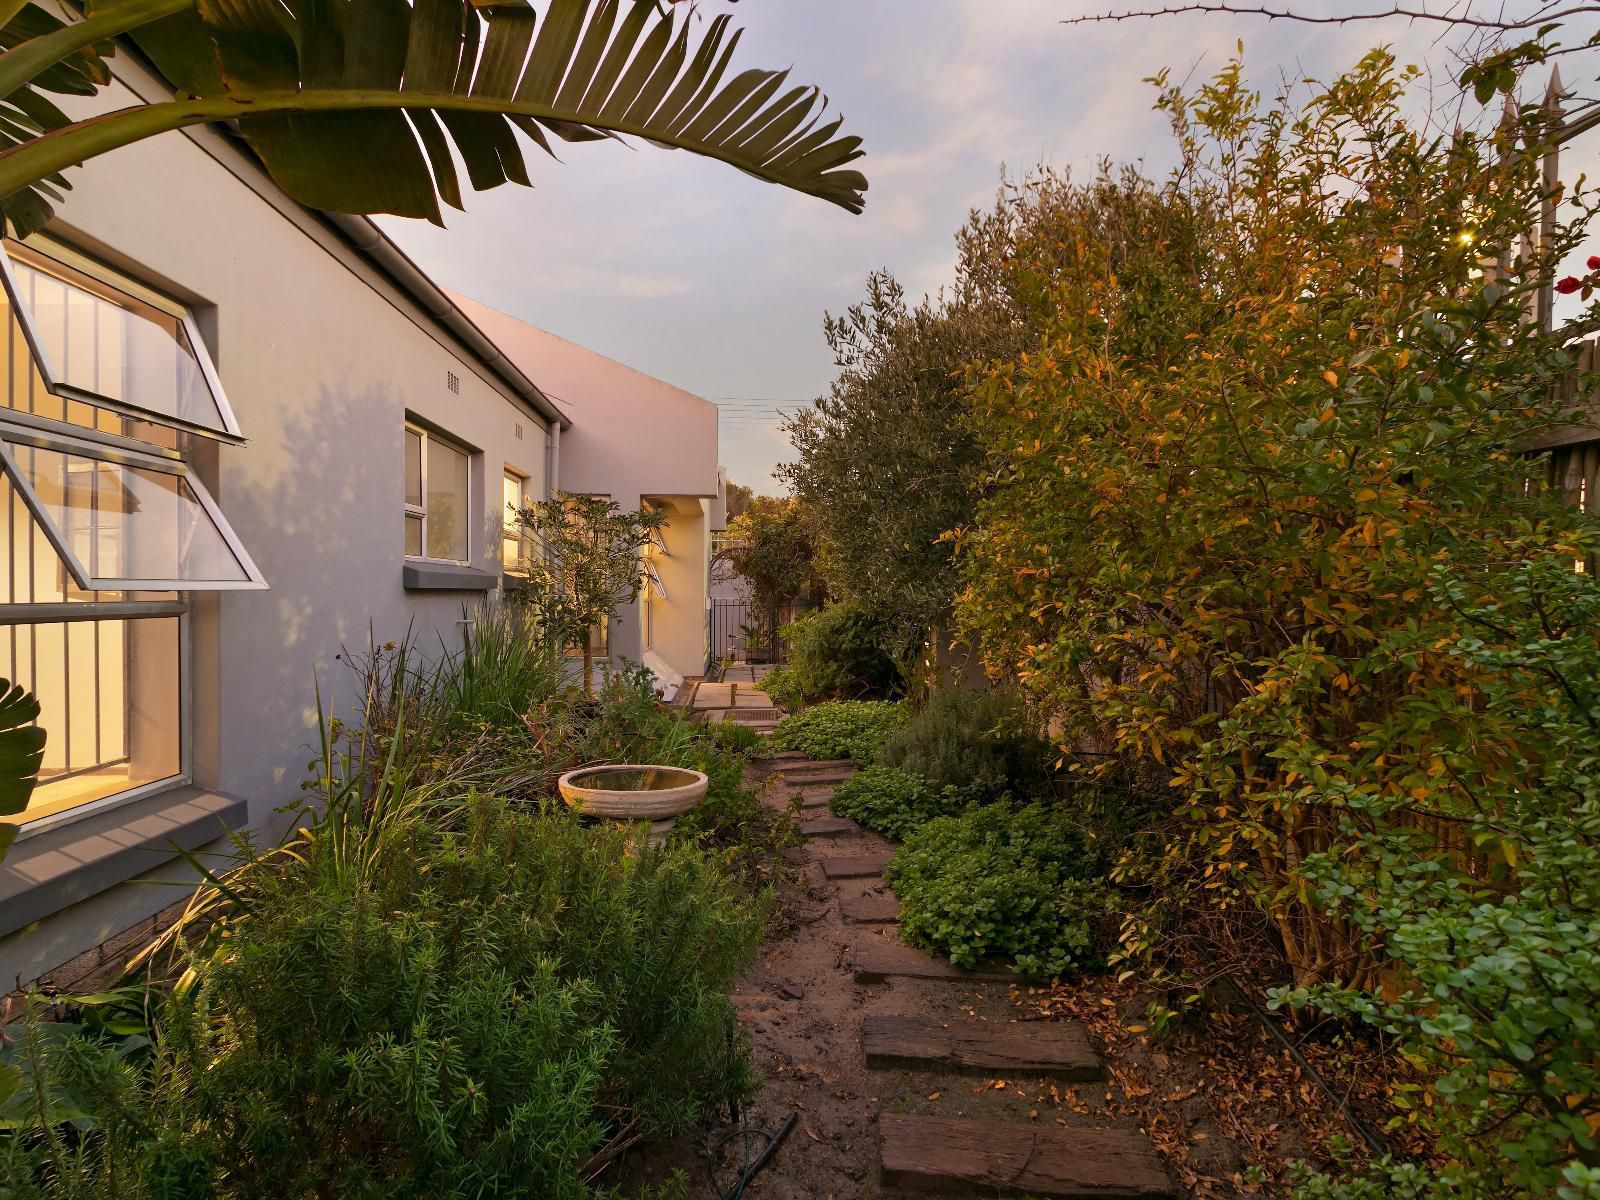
[826,764,979,841]
[768,699,908,764]
[887,800,1115,978]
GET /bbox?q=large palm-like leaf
[0,677,46,861]
[0,0,866,237]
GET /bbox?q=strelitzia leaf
[0,0,866,235]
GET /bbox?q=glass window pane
[3,243,235,438]
[404,428,423,508]
[404,513,422,557]
[425,438,468,562]
[5,440,251,585]
[2,615,182,824]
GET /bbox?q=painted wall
[449,295,720,680]
[0,64,553,986]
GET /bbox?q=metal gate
[710,600,804,663]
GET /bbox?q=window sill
[0,785,248,938]
[402,561,497,591]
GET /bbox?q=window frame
[501,464,531,575]
[0,237,245,445]
[0,421,267,592]
[404,421,475,568]
[0,601,193,839]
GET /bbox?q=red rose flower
[1587,256,1600,271]
[1555,276,1583,294]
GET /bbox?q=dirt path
[630,683,1177,1198]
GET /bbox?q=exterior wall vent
[515,422,524,440]
[446,370,461,394]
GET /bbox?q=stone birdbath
[557,764,709,844]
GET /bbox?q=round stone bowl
[557,764,709,821]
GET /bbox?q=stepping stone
[862,1014,1100,1080]
[779,770,853,787]
[839,895,901,924]
[853,940,1012,983]
[770,758,854,773]
[879,1115,1175,1198]
[820,853,893,880]
[799,816,859,838]
[796,793,832,811]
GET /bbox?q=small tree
[723,497,824,658]
[510,493,666,695]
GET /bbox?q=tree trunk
[582,627,594,696]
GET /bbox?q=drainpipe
[322,213,569,431]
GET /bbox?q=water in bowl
[566,766,702,791]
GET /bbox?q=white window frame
[0,237,245,445]
[501,465,532,575]
[0,423,266,592]
[404,421,474,567]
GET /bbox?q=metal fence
[709,599,806,664]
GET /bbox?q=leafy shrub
[877,688,1050,798]
[828,765,979,840]
[758,665,806,711]
[1,798,761,1200]
[700,720,764,759]
[887,801,1115,978]
[769,700,908,764]
[776,603,904,702]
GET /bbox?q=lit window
[0,241,262,831]
[502,467,531,573]
[0,239,241,442]
[404,423,471,564]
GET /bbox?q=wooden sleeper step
[839,894,901,924]
[862,1013,1100,1080]
[799,816,859,838]
[820,853,894,880]
[853,939,1013,983]
[879,1114,1176,1198]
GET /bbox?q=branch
[1061,3,1598,32]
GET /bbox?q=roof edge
[322,215,569,431]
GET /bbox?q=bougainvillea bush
[950,51,1600,1198]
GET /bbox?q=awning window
[0,239,243,443]
[643,560,668,601]
[0,430,265,591]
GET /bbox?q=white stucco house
[0,47,724,988]
[450,296,728,702]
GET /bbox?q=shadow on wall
[220,381,470,842]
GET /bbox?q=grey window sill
[0,786,248,939]
[402,561,497,591]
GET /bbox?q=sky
[383,2,1585,495]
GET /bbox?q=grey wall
[0,61,554,985]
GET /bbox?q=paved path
[688,662,782,732]
[683,684,1178,1197]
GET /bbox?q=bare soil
[618,756,1391,1199]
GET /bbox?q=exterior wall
[449,295,720,680]
[0,68,554,986]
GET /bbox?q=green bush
[758,665,806,711]
[828,765,979,840]
[1,798,760,1200]
[776,603,904,702]
[877,688,1050,798]
[769,700,908,764]
[887,801,1115,978]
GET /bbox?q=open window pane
[0,241,240,442]
[644,561,668,601]
[1,438,265,589]
[425,437,469,562]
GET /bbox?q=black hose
[1217,972,1390,1160]
[707,1110,799,1200]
